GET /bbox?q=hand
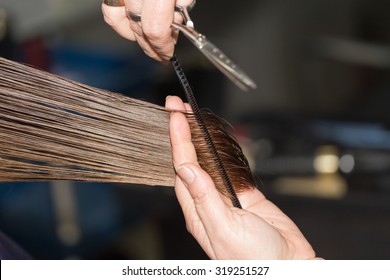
[102,0,193,62]
[166,95,318,259]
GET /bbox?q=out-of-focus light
[314,154,339,173]
[313,146,339,174]
[57,222,81,247]
[339,154,355,173]
[273,175,348,199]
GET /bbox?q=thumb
[176,163,231,234]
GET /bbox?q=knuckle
[102,13,116,27]
[129,22,142,36]
[177,0,194,6]
[193,188,209,206]
[144,50,161,61]
[143,25,167,42]
[185,223,192,234]
[102,5,122,27]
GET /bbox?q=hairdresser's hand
[166,95,318,260]
[102,0,193,62]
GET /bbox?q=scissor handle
[104,0,257,91]
[103,0,196,15]
[103,0,196,8]
[127,0,196,27]
[103,0,125,7]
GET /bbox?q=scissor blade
[172,23,257,91]
[199,42,257,91]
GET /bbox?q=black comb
[170,54,242,209]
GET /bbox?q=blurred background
[0,0,390,259]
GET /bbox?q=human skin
[166,95,317,259]
[102,0,193,62]
[102,0,319,260]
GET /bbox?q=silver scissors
[104,0,257,91]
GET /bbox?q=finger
[166,96,232,234]
[176,163,232,237]
[237,187,266,210]
[141,0,176,61]
[133,33,162,61]
[125,0,143,35]
[125,0,171,61]
[165,96,191,113]
[165,96,213,254]
[184,103,192,112]
[165,95,185,111]
[170,0,192,46]
[172,29,180,45]
[102,4,136,41]
[170,110,198,168]
[166,96,194,177]
[166,96,196,168]
[166,96,199,219]
[141,0,194,60]
[173,171,217,259]
[173,0,195,24]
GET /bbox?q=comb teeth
[170,55,242,208]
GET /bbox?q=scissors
[104,0,257,91]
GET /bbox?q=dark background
[0,0,389,259]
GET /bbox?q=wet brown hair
[0,57,255,198]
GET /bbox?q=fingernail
[165,95,172,101]
[177,165,195,187]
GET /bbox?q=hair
[0,57,255,198]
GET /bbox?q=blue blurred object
[310,121,390,150]
[0,40,162,259]
[0,182,122,259]
[0,230,32,260]
[49,42,157,96]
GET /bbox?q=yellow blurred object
[313,146,339,174]
[273,174,348,199]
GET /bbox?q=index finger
[141,0,176,60]
[102,2,135,41]
[166,96,198,168]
